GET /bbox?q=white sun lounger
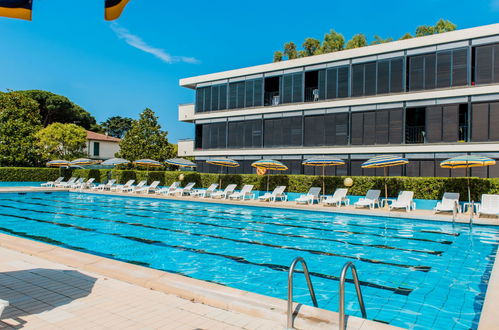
[70,178,85,189]
[477,194,499,217]
[211,184,237,199]
[0,298,8,318]
[111,180,135,192]
[295,187,321,205]
[55,177,77,188]
[229,185,255,200]
[134,181,160,194]
[41,177,63,187]
[354,189,381,209]
[92,179,116,191]
[190,184,218,198]
[123,180,146,193]
[389,191,415,212]
[259,186,287,202]
[434,192,460,213]
[322,188,349,207]
[156,182,181,195]
[171,182,196,196]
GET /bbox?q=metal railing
[304,87,320,102]
[286,257,318,329]
[339,262,367,330]
[264,91,280,106]
[405,126,425,144]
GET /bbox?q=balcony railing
[405,126,425,144]
[264,91,280,106]
[304,87,320,102]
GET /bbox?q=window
[244,79,263,108]
[472,102,499,142]
[325,113,349,145]
[264,116,302,147]
[304,70,325,102]
[228,120,262,149]
[200,122,227,149]
[93,142,100,156]
[195,86,227,112]
[229,81,245,109]
[326,66,349,100]
[304,115,325,146]
[350,109,402,145]
[405,107,426,143]
[264,76,280,106]
[474,43,499,85]
[436,51,452,88]
[281,73,303,104]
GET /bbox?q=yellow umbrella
[251,160,288,192]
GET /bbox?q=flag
[105,0,130,21]
[257,167,267,176]
[0,0,32,21]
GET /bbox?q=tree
[321,29,344,53]
[434,19,457,33]
[0,91,42,167]
[35,123,87,160]
[101,116,135,138]
[273,51,283,62]
[415,25,435,37]
[283,42,298,60]
[117,108,174,162]
[302,38,321,56]
[399,32,413,40]
[371,35,393,45]
[19,90,99,131]
[345,33,367,49]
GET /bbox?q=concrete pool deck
[1,185,498,329]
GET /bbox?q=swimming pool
[0,192,496,329]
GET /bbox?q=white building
[85,131,121,160]
[178,23,499,178]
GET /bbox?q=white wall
[86,140,120,160]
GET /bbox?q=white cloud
[110,23,199,64]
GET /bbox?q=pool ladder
[286,257,367,330]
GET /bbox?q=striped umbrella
[46,160,70,167]
[165,158,196,168]
[70,158,97,166]
[303,156,345,196]
[251,159,289,192]
[133,159,162,167]
[207,158,240,187]
[440,155,496,206]
[362,155,409,206]
[101,158,130,166]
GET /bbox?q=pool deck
[1,185,498,329]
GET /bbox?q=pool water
[0,192,497,329]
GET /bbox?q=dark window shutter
[375,110,389,144]
[252,119,262,147]
[475,45,493,84]
[352,64,364,97]
[424,54,436,90]
[442,105,459,142]
[437,51,452,88]
[351,112,364,145]
[420,160,435,177]
[338,67,349,98]
[236,82,245,108]
[335,113,349,145]
[195,88,204,112]
[228,122,238,148]
[390,58,404,93]
[388,109,403,144]
[219,84,227,110]
[406,161,420,177]
[350,160,363,176]
[282,75,293,104]
[364,62,377,96]
[292,73,303,103]
[435,159,450,177]
[326,68,337,99]
[304,115,324,146]
[490,102,499,141]
[318,70,326,100]
[211,85,219,111]
[494,45,499,83]
[363,111,375,143]
[452,49,468,87]
[409,55,424,91]
[253,79,263,107]
[426,106,443,143]
[471,103,489,141]
[204,86,211,111]
[377,60,389,94]
[324,114,335,145]
[229,83,237,109]
[245,80,254,108]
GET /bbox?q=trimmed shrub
[0,167,60,182]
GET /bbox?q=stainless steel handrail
[286,257,318,330]
[339,262,367,330]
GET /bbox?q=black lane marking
[0,211,413,295]
[21,196,454,245]
[0,203,432,272]
[13,197,443,256]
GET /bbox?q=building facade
[85,131,121,160]
[178,24,499,178]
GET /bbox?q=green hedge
[1,167,498,200]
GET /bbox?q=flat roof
[180,23,499,89]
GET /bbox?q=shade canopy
[165,158,196,167]
[440,155,496,168]
[251,159,288,171]
[46,160,70,167]
[302,156,345,166]
[362,155,409,168]
[133,159,162,167]
[70,158,96,166]
[206,158,240,168]
[101,158,130,166]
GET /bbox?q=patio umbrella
[302,156,345,196]
[46,160,70,167]
[362,155,409,207]
[165,158,196,168]
[101,158,130,166]
[440,155,496,206]
[251,159,288,192]
[133,159,162,168]
[206,158,240,187]
[70,158,97,166]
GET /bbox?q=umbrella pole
[322,166,325,197]
[219,166,223,189]
[267,171,270,192]
[384,167,388,209]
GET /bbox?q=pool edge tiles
[478,246,499,330]
[0,233,403,330]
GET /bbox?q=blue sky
[0,0,498,142]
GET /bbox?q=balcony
[178,139,194,157]
[178,103,195,122]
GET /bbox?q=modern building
[178,23,499,178]
[85,131,121,160]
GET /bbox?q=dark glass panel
[195,88,204,113]
[475,45,493,84]
[337,67,349,98]
[388,109,403,144]
[201,124,209,149]
[351,112,363,145]
[424,53,436,90]
[281,116,302,146]
[363,112,375,143]
[442,105,459,142]
[292,73,303,103]
[406,161,420,177]
[204,86,211,112]
[377,60,389,94]
[437,51,452,88]
[435,159,450,177]
[350,160,363,176]
[245,80,254,108]
[452,49,468,87]
[409,55,424,91]
[326,68,337,99]
[227,121,241,148]
[318,70,326,100]
[489,161,499,178]
[304,115,325,146]
[490,102,499,141]
[335,113,349,145]
[211,85,219,111]
[426,106,443,143]
[375,110,389,144]
[420,160,435,177]
[390,58,404,93]
[254,79,263,107]
[194,125,203,149]
[352,64,364,97]
[229,83,237,109]
[219,84,227,110]
[282,75,293,104]
[471,103,489,141]
[495,45,499,83]
[364,62,377,96]
[236,82,245,108]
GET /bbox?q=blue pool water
[0,191,497,329]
